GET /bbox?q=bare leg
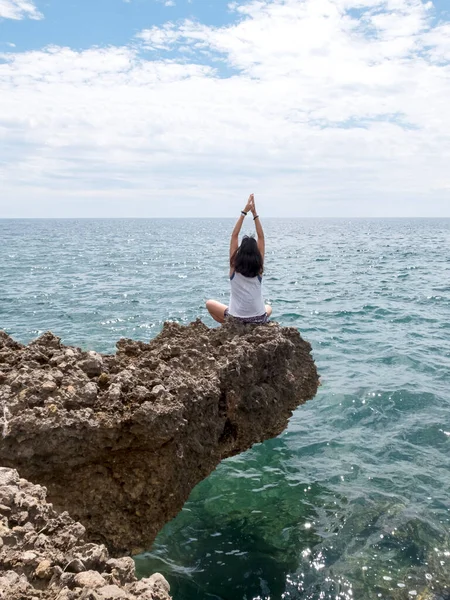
[265,304,273,317]
[206,300,228,324]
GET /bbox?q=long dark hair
[230,235,263,278]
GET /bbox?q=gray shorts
[224,309,269,324]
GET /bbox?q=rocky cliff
[0,466,171,600]
[0,320,319,557]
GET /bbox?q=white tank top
[228,271,266,318]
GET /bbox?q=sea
[1,218,449,600]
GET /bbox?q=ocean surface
[1,218,449,600]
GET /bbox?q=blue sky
[1,0,450,217]
[2,0,448,53]
[1,1,241,53]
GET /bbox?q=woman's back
[228,271,266,318]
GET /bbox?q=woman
[206,194,272,324]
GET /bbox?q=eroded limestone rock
[0,467,170,600]
[0,320,319,555]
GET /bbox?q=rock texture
[0,467,171,600]
[0,320,319,555]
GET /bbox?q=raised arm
[250,196,265,262]
[230,194,254,266]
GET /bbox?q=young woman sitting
[206,194,272,324]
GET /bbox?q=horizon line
[1,216,450,220]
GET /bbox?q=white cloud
[137,23,183,49]
[1,0,450,217]
[421,22,450,62]
[0,0,42,20]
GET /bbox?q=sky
[0,0,449,218]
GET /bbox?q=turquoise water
[1,218,449,600]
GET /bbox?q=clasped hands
[243,194,257,216]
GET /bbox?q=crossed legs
[205,300,272,324]
[205,300,227,324]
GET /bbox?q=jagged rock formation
[0,467,171,600]
[0,320,319,556]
